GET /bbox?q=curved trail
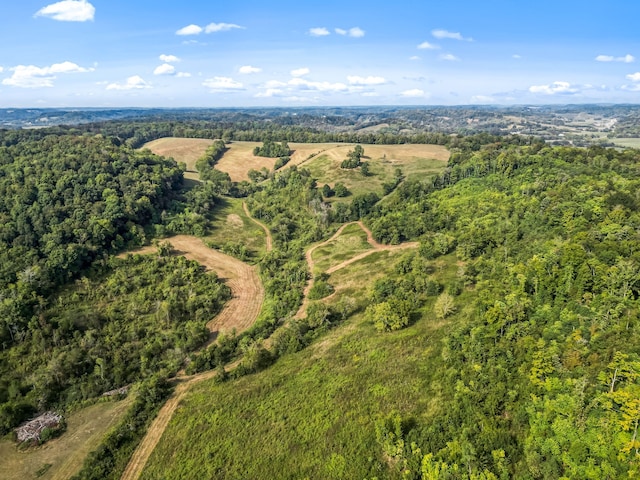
[120,237,263,480]
[243,201,273,252]
[295,221,418,318]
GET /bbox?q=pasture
[138,250,467,480]
[0,398,132,480]
[142,138,450,190]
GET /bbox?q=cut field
[303,143,449,198]
[310,223,372,274]
[141,138,449,190]
[0,398,132,480]
[143,138,214,181]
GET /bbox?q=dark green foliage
[253,140,291,158]
[274,156,291,170]
[308,274,334,300]
[0,132,183,351]
[361,141,640,477]
[0,255,229,433]
[340,144,364,169]
[333,182,349,197]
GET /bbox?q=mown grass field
[142,138,449,191]
[303,144,448,198]
[0,398,132,480]
[311,223,372,274]
[143,137,214,181]
[139,250,470,480]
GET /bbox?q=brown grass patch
[142,138,214,181]
[0,398,132,480]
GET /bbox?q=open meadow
[139,249,467,480]
[0,398,132,480]
[142,138,449,190]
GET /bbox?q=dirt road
[295,221,418,318]
[119,237,263,480]
[243,202,273,252]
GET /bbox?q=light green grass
[203,197,267,260]
[306,150,447,200]
[140,250,468,480]
[611,137,640,148]
[311,224,372,274]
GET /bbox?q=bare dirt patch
[123,235,264,338]
[226,214,244,228]
[119,236,264,480]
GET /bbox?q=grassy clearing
[610,137,640,148]
[142,138,449,190]
[204,197,267,260]
[0,398,132,480]
[143,138,214,181]
[311,223,372,274]
[305,144,449,198]
[140,250,468,480]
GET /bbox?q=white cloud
[203,76,244,91]
[106,75,151,91]
[176,24,203,36]
[513,54,522,59]
[409,56,420,61]
[347,75,386,86]
[401,89,426,98]
[309,27,330,36]
[204,22,244,33]
[622,84,640,92]
[362,92,379,97]
[159,54,180,63]
[0,67,3,73]
[432,29,472,41]
[239,65,262,74]
[35,0,95,22]
[471,95,495,103]
[335,28,347,35]
[347,27,365,38]
[289,77,348,92]
[596,54,635,63]
[417,41,439,50]
[440,54,460,61]
[529,81,578,95]
[265,80,287,88]
[2,61,93,88]
[255,88,284,98]
[626,72,640,82]
[291,67,310,77]
[176,72,192,78]
[153,64,176,75]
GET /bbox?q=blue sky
[2,0,640,107]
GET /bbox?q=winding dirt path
[119,237,263,480]
[295,221,418,318]
[243,201,273,252]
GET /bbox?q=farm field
[0,398,132,480]
[142,138,449,189]
[143,137,214,181]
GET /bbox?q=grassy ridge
[141,251,462,480]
